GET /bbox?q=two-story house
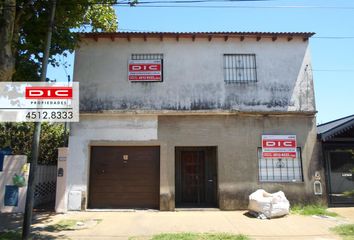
[64,31,325,211]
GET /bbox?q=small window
[258,148,303,182]
[224,54,257,83]
[131,53,163,60]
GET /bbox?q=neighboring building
[318,115,354,206]
[64,31,325,211]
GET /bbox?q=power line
[0,0,272,9]
[124,0,274,3]
[313,37,354,39]
[313,69,354,72]
[115,4,354,9]
[2,2,354,9]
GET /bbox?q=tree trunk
[0,0,16,81]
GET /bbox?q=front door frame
[323,142,354,207]
[175,146,218,208]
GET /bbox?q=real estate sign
[0,82,79,122]
[128,60,162,81]
[262,135,297,158]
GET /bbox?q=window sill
[258,181,304,184]
[224,80,257,84]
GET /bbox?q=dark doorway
[175,147,217,207]
[326,148,354,205]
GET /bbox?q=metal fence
[34,165,57,208]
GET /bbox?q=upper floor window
[131,53,163,60]
[224,54,257,83]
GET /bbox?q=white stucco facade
[63,32,322,211]
[66,115,157,210]
[75,34,315,113]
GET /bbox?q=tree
[0,0,118,82]
[0,122,66,165]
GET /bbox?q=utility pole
[22,1,57,239]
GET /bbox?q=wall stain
[79,81,314,112]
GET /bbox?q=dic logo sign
[129,64,161,72]
[25,87,72,99]
[261,135,297,158]
[262,139,296,148]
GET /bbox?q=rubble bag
[248,189,290,219]
[13,174,26,187]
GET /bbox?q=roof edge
[317,114,354,127]
[318,117,354,141]
[80,31,315,40]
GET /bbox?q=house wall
[66,115,158,210]
[158,114,324,210]
[75,37,315,112]
[65,113,325,211]
[65,34,321,211]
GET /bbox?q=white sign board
[262,135,297,158]
[0,82,79,122]
[128,59,162,81]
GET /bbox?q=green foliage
[5,0,118,82]
[0,122,66,165]
[0,229,64,239]
[331,224,354,239]
[291,204,338,217]
[0,231,22,240]
[343,190,354,197]
[131,233,250,240]
[46,219,78,231]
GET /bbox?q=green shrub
[0,122,67,165]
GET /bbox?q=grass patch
[291,204,338,217]
[331,224,354,239]
[343,190,354,197]
[44,218,102,232]
[0,231,21,240]
[0,230,61,240]
[46,219,79,232]
[131,233,250,240]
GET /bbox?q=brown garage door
[88,146,160,209]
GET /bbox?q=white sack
[248,189,290,219]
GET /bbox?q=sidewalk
[1,209,353,239]
[24,209,353,240]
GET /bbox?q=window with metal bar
[258,148,303,182]
[131,53,163,60]
[224,54,257,83]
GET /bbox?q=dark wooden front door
[88,146,160,209]
[176,147,217,207]
[181,151,205,204]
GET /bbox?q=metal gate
[326,148,354,206]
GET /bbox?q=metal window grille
[224,54,257,83]
[131,53,164,60]
[258,148,304,182]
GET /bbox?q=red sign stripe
[25,87,72,99]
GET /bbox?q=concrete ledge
[80,110,317,117]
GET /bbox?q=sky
[47,0,354,124]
